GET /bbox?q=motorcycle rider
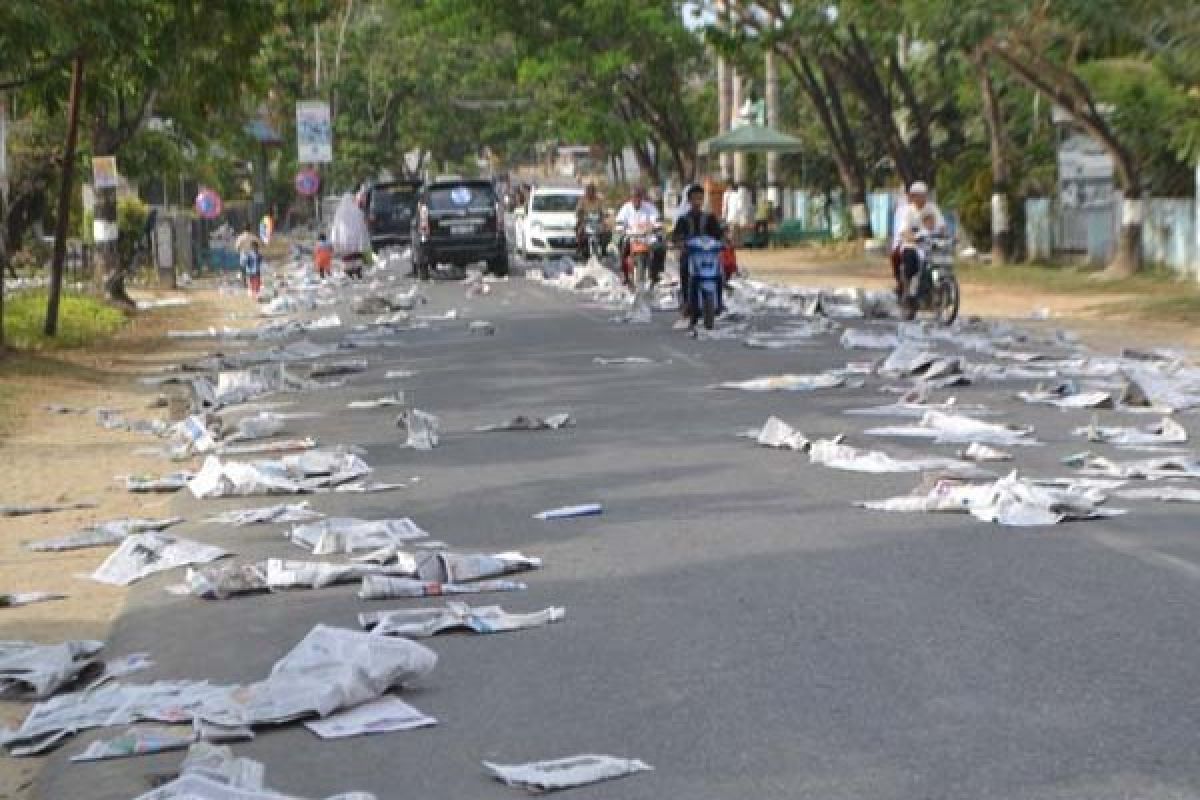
[891,181,945,297]
[575,183,608,260]
[672,183,726,321]
[615,185,666,284]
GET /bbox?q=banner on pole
[296,101,333,163]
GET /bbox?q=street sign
[92,156,119,190]
[295,168,320,196]
[194,187,222,220]
[296,101,332,163]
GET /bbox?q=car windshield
[426,185,496,213]
[531,194,579,213]
[371,186,417,211]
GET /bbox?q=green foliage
[2,290,125,350]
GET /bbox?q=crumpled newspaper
[0,639,104,699]
[715,373,853,392]
[399,409,440,450]
[360,602,564,637]
[483,754,653,793]
[864,411,1038,447]
[1074,416,1187,447]
[809,437,977,474]
[90,533,229,586]
[26,516,184,552]
[474,413,573,432]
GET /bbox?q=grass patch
[2,291,127,350]
[957,262,1187,296]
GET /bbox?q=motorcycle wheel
[935,276,960,326]
[702,290,716,330]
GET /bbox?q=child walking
[242,240,264,298]
[314,233,333,279]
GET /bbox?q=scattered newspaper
[359,576,527,600]
[27,516,184,552]
[90,533,229,586]
[400,409,440,450]
[360,602,564,637]
[0,639,104,699]
[483,754,653,792]
[304,696,436,739]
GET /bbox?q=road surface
[38,264,1200,800]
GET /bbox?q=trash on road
[958,442,1014,462]
[124,471,195,493]
[1064,451,1200,480]
[534,503,603,520]
[748,417,809,451]
[593,356,656,366]
[265,558,415,590]
[1115,486,1200,503]
[385,369,416,379]
[225,412,288,442]
[1075,416,1187,447]
[809,437,977,474]
[176,563,269,599]
[359,576,527,600]
[400,409,441,450]
[288,517,429,554]
[308,358,369,379]
[360,602,564,637]
[0,592,66,608]
[304,696,436,739]
[474,413,573,432]
[715,373,854,392]
[69,726,194,762]
[1120,365,1200,412]
[27,516,184,552]
[0,501,97,517]
[1017,382,1113,409]
[864,411,1038,446]
[347,394,403,409]
[861,471,1123,526]
[205,502,323,526]
[469,320,496,335]
[0,639,103,699]
[840,328,900,350]
[90,534,229,586]
[416,551,541,583]
[188,449,372,497]
[483,754,653,793]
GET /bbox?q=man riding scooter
[890,181,945,298]
[614,186,666,287]
[672,184,726,327]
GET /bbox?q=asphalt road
[37,260,1200,800]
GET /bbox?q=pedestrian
[241,239,264,298]
[722,182,743,247]
[314,233,333,279]
[754,192,771,243]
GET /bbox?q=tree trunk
[46,55,85,335]
[1110,191,1142,278]
[716,0,733,181]
[974,52,1011,265]
[765,47,780,202]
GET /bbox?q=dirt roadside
[0,283,253,799]
[740,248,1200,353]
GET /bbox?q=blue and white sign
[294,168,320,197]
[296,101,332,164]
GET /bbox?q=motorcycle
[684,235,725,330]
[616,219,663,290]
[901,231,960,325]
[582,211,609,262]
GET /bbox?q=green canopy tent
[698,124,804,155]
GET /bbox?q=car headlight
[530,220,544,232]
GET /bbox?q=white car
[515,187,583,259]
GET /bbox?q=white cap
[908,181,929,195]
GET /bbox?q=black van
[412,179,509,278]
[366,179,422,249]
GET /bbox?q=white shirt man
[722,184,743,229]
[892,181,945,251]
[616,192,661,232]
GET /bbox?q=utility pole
[46,54,85,336]
[732,67,746,185]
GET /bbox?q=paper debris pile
[26,516,184,552]
[483,754,653,793]
[90,533,229,586]
[360,602,564,637]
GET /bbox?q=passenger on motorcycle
[575,183,609,260]
[615,186,666,284]
[672,184,725,319]
[890,181,945,297]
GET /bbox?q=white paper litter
[0,592,66,608]
[840,328,900,350]
[751,417,810,451]
[303,696,436,739]
[474,413,573,432]
[69,726,194,762]
[358,576,527,600]
[715,373,849,392]
[958,442,1014,462]
[865,411,1038,446]
[483,754,653,793]
[1074,416,1187,447]
[360,602,564,637]
[1064,451,1200,480]
[415,551,541,583]
[188,450,371,498]
[90,533,229,586]
[809,437,975,474]
[0,639,103,699]
[534,503,603,520]
[26,516,184,552]
[592,357,655,366]
[400,409,440,450]
[347,395,402,410]
[124,472,194,493]
[288,517,429,555]
[205,503,324,526]
[861,471,1123,526]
